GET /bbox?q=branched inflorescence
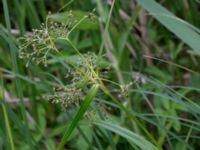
[17,9,123,121]
[45,52,99,110]
[45,85,84,111]
[18,10,94,67]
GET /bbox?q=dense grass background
[1,0,200,149]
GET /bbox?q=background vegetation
[0,0,200,149]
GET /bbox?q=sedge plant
[18,7,162,150]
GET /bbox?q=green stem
[97,0,116,69]
[63,37,162,150]
[56,85,99,150]
[2,0,34,148]
[0,77,15,150]
[99,82,162,150]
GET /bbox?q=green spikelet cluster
[45,52,98,110]
[17,10,93,67]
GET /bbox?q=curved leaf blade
[57,84,99,150]
[137,0,200,55]
[95,121,158,150]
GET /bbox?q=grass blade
[137,0,200,54]
[0,77,15,150]
[97,0,115,63]
[57,84,99,150]
[2,0,34,147]
[99,83,162,149]
[94,121,158,150]
[24,0,40,28]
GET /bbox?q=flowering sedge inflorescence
[17,10,133,121]
[18,10,95,67]
[17,10,99,110]
[45,52,99,111]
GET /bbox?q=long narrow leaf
[95,121,158,150]
[57,84,99,150]
[2,0,34,148]
[137,0,200,54]
[0,78,15,150]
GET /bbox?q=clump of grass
[17,8,160,148]
[2,0,200,149]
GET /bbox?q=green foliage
[137,0,200,55]
[95,121,158,150]
[50,10,98,30]
[1,0,200,150]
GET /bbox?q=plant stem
[98,81,162,150]
[0,77,15,150]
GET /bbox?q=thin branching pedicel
[45,52,99,110]
[45,85,84,111]
[18,9,129,121]
[18,10,95,67]
[18,10,99,111]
